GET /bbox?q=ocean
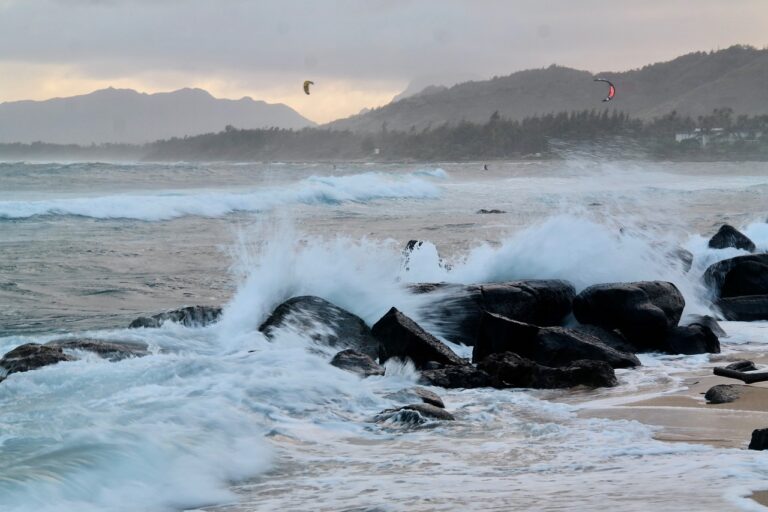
[0,159,767,511]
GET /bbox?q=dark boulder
[703,254,768,297]
[386,387,445,408]
[375,403,455,423]
[571,324,641,354]
[372,307,464,369]
[409,279,575,345]
[725,360,758,372]
[477,352,617,389]
[130,305,222,329]
[573,281,685,348]
[716,295,768,321]
[705,384,742,404]
[420,365,491,389]
[473,311,640,368]
[682,314,726,337]
[749,429,768,451]
[260,296,380,359]
[330,349,384,378]
[45,338,149,361]
[708,224,756,252]
[0,343,74,381]
[662,325,720,355]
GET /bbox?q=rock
[573,281,685,349]
[708,224,756,252]
[669,247,694,272]
[571,324,641,354]
[0,343,74,381]
[473,311,640,368]
[129,305,222,329]
[705,384,742,404]
[409,279,575,345]
[662,325,721,355]
[259,296,380,359]
[420,365,491,389]
[45,338,149,361]
[477,352,617,389]
[749,428,768,450]
[703,254,768,297]
[403,240,447,272]
[725,360,758,372]
[385,387,445,408]
[682,314,726,337]
[721,262,768,298]
[375,403,455,423]
[330,349,384,377]
[476,209,506,214]
[716,295,768,321]
[372,307,464,369]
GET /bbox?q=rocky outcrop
[420,365,491,389]
[260,296,380,359]
[703,254,768,297]
[705,384,742,404]
[717,295,768,321]
[662,325,721,355]
[46,339,149,361]
[573,281,685,349]
[129,305,222,328]
[477,352,618,389]
[473,311,640,368]
[330,349,384,377]
[0,344,74,382]
[708,224,756,252]
[409,279,575,345]
[372,307,464,369]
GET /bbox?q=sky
[0,0,767,123]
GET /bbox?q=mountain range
[326,45,768,132]
[0,87,315,145]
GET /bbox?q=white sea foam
[0,171,441,221]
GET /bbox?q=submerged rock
[705,384,742,404]
[375,403,455,423]
[129,305,222,329]
[573,281,685,349]
[716,295,768,321]
[260,296,380,359]
[477,352,618,389]
[473,311,640,368]
[476,209,506,214]
[669,247,694,273]
[409,279,575,345]
[45,338,149,361]
[0,343,74,381]
[708,224,755,252]
[330,349,384,377]
[372,307,464,369]
[385,387,446,408]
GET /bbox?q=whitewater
[1,160,768,511]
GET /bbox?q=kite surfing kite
[593,78,615,102]
[303,80,314,95]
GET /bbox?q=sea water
[0,159,767,511]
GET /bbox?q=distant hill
[0,88,316,144]
[326,45,768,132]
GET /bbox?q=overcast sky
[0,0,767,123]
